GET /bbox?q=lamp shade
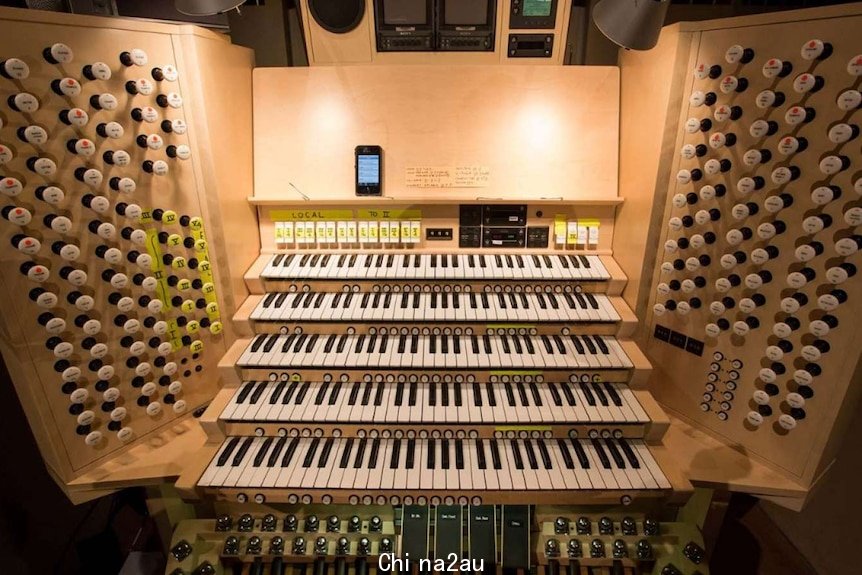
[175,0,245,16]
[593,0,670,51]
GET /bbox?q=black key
[568,255,580,268]
[557,439,574,469]
[547,383,562,406]
[390,438,402,468]
[547,293,559,310]
[441,334,449,354]
[395,382,405,406]
[569,335,585,354]
[295,382,310,404]
[374,382,385,406]
[274,292,288,309]
[511,335,522,355]
[400,293,409,309]
[582,335,597,355]
[328,382,343,405]
[441,382,449,407]
[454,382,463,407]
[217,437,241,466]
[232,437,254,466]
[540,335,554,354]
[455,439,464,470]
[593,335,609,354]
[452,293,460,309]
[585,292,599,309]
[353,438,367,469]
[441,293,448,309]
[413,293,420,309]
[561,382,576,406]
[604,439,626,469]
[501,335,511,354]
[282,382,298,404]
[236,382,255,404]
[409,382,417,406]
[427,438,436,469]
[591,439,611,469]
[292,333,307,353]
[323,334,337,354]
[318,438,334,467]
[481,293,489,309]
[528,382,542,406]
[504,382,516,407]
[270,381,287,404]
[469,293,477,309]
[575,293,587,309]
[498,293,507,310]
[281,437,300,467]
[523,440,538,470]
[564,293,577,309]
[263,292,277,308]
[536,293,547,310]
[453,335,461,355]
[431,292,438,309]
[248,335,265,354]
[489,440,502,469]
[267,436,287,467]
[471,335,479,354]
[314,382,329,405]
[485,383,497,407]
[360,382,373,406]
[305,334,319,353]
[347,382,361,406]
[263,334,279,353]
[429,334,436,354]
[523,335,535,354]
[580,383,596,406]
[473,382,482,406]
[558,255,569,269]
[406,438,416,469]
[441,439,450,469]
[552,335,566,354]
[273,254,285,266]
[508,293,518,309]
[515,382,528,406]
[366,334,377,354]
[429,382,437,407]
[279,333,296,353]
[537,439,553,470]
[354,334,365,354]
[510,440,524,469]
[368,438,381,469]
[579,255,590,268]
[336,334,348,353]
[571,439,590,468]
[618,439,641,469]
[397,334,407,354]
[332,293,342,308]
[592,382,609,406]
[302,437,320,467]
[339,438,354,468]
[343,293,353,308]
[476,440,487,469]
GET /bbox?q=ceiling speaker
[308,0,365,34]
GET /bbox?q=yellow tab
[209,321,224,336]
[554,214,567,237]
[357,208,421,220]
[189,340,204,354]
[566,221,578,245]
[270,209,353,221]
[189,216,204,231]
[379,224,390,240]
[579,219,601,227]
[181,299,195,313]
[186,320,200,334]
[162,210,178,225]
[400,221,412,240]
[177,278,192,291]
[206,302,219,316]
[171,256,187,269]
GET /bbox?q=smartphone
[355,145,382,196]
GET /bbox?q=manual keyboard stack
[187,248,688,506]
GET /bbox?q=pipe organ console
[1,3,862,574]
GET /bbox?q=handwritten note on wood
[406,166,490,188]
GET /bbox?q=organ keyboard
[261,252,610,281]
[236,333,633,370]
[197,435,671,504]
[192,240,686,507]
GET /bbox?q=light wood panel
[0,7,252,497]
[628,5,862,497]
[252,65,620,206]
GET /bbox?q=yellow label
[495,426,552,432]
[275,223,285,242]
[171,256,187,269]
[380,224,390,240]
[190,340,204,353]
[336,223,347,241]
[400,221,412,240]
[186,320,200,334]
[554,214,567,238]
[177,278,192,291]
[206,302,219,315]
[358,224,369,239]
[270,209,353,221]
[181,299,195,313]
[357,208,421,220]
[139,210,153,225]
[579,219,601,227]
[189,216,204,231]
[369,222,379,241]
[566,221,578,245]
[167,233,182,248]
[162,210,178,225]
[295,223,306,241]
[195,239,207,251]
[291,373,302,382]
[283,222,294,242]
[209,321,223,336]
[410,221,421,239]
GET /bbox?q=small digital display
[357,154,381,185]
[523,0,552,17]
[444,0,488,25]
[383,0,428,25]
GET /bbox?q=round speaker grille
[308,0,365,34]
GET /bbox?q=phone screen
[357,153,381,185]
